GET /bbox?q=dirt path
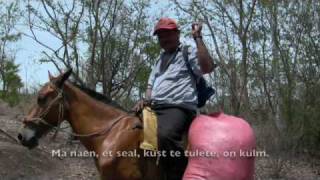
[0,139,98,180]
[0,102,99,180]
[0,101,319,180]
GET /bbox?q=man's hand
[131,99,150,113]
[192,22,216,73]
[192,22,202,38]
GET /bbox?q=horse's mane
[71,82,128,112]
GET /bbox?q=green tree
[0,1,22,105]
[173,0,320,152]
[26,0,156,102]
[0,59,23,105]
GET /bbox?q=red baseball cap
[153,17,179,35]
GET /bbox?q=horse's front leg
[98,119,143,180]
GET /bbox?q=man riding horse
[133,17,216,180]
[17,17,217,180]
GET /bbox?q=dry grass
[253,122,319,180]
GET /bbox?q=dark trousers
[152,105,196,180]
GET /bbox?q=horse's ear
[56,69,72,88]
[48,71,54,81]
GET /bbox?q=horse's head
[18,69,72,149]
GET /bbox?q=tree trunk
[270,0,286,131]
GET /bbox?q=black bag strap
[160,48,179,73]
[182,46,198,83]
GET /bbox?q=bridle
[25,83,128,139]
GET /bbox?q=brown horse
[18,69,159,180]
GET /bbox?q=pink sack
[183,112,256,180]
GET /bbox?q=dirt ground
[0,101,98,180]
[0,100,319,180]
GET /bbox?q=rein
[26,84,128,139]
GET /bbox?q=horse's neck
[63,83,124,136]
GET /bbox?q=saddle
[139,107,158,151]
[138,107,189,152]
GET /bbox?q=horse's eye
[37,95,46,106]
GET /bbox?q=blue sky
[14,27,59,88]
